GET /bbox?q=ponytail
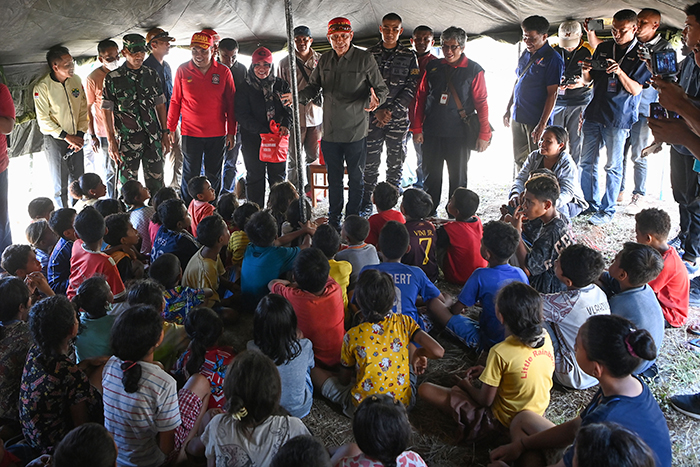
[184,308,223,376]
[120,360,142,393]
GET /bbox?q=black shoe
[670,392,700,420]
[639,363,662,384]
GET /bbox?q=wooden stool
[308,164,349,207]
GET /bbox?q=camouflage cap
[123,34,148,53]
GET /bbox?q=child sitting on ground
[506,173,573,293]
[185,350,311,465]
[1,244,54,301]
[47,208,76,295]
[94,198,125,218]
[542,244,610,390]
[635,208,689,327]
[151,199,200,270]
[279,197,314,247]
[434,188,487,285]
[431,221,528,350]
[52,423,117,467]
[567,422,658,467]
[268,181,300,236]
[248,294,316,418]
[366,181,405,247]
[0,277,33,438]
[363,221,445,331]
[149,253,212,325]
[269,248,344,370]
[216,192,238,234]
[27,197,54,222]
[182,214,237,308]
[599,242,665,377]
[331,394,428,466]
[336,215,380,287]
[67,207,125,302]
[103,304,210,467]
[104,213,146,282]
[315,269,444,417]
[25,220,58,277]
[20,296,103,456]
[72,276,115,362]
[489,314,671,467]
[271,436,332,467]
[187,176,216,234]
[173,307,234,410]
[148,187,179,246]
[241,211,310,310]
[69,173,106,213]
[121,180,155,256]
[228,202,260,270]
[400,188,438,283]
[313,224,351,310]
[419,282,554,442]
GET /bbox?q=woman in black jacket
[236,47,292,208]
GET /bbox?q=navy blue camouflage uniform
[362,42,420,209]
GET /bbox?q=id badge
[557,87,566,96]
[607,77,618,93]
[440,93,449,105]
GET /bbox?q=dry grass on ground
[225,180,700,466]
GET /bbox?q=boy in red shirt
[635,208,689,327]
[67,206,125,302]
[434,188,487,285]
[366,182,405,246]
[187,176,216,233]
[269,248,345,369]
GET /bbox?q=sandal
[684,338,700,353]
[688,323,700,336]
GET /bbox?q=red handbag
[259,121,289,163]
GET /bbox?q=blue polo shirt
[513,42,564,126]
[583,40,651,129]
[143,54,173,110]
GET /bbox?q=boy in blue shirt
[431,220,528,350]
[599,242,665,377]
[240,211,312,310]
[361,220,445,331]
[47,208,77,295]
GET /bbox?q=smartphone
[649,102,668,119]
[588,19,604,31]
[651,50,678,78]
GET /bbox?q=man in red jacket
[168,31,236,204]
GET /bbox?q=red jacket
[168,60,236,137]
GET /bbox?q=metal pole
[283,0,307,222]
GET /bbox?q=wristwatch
[161,128,170,135]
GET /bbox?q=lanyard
[612,38,638,64]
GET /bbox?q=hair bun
[626,329,657,361]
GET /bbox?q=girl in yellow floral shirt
[313,269,444,417]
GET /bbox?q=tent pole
[283,0,307,222]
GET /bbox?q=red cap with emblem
[327,17,352,35]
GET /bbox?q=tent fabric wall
[0,0,687,158]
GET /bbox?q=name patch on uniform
[71,88,80,98]
[212,74,220,85]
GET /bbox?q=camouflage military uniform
[102,64,167,194]
[362,42,420,210]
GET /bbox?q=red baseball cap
[200,28,220,45]
[328,17,352,35]
[252,47,273,64]
[191,32,213,49]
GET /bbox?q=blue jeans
[579,121,630,215]
[97,136,117,198]
[181,135,226,205]
[552,103,586,165]
[221,129,241,195]
[620,116,650,196]
[320,138,366,226]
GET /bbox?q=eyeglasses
[441,44,462,51]
[254,63,271,68]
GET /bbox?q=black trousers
[421,134,471,215]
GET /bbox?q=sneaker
[624,193,644,216]
[589,212,613,225]
[617,191,625,203]
[670,392,700,420]
[359,202,374,218]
